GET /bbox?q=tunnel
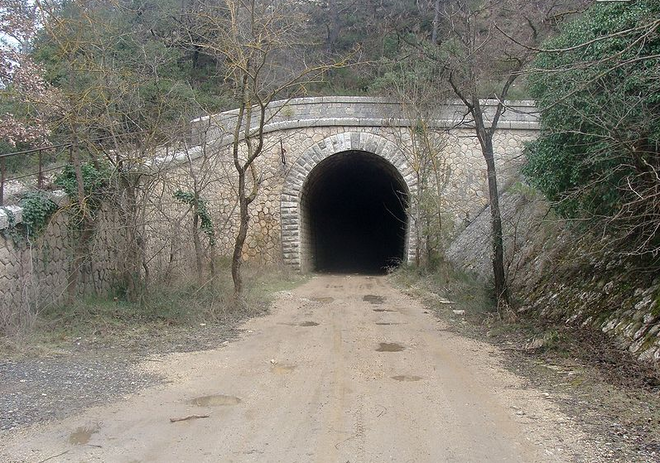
[301,150,409,274]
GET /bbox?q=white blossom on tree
[0,0,59,147]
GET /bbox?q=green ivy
[173,190,216,246]
[54,162,113,224]
[55,163,112,201]
[1,192,58,244]
[1,206,20,244]
[20,191,59,239]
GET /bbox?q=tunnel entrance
[301,150,408,274]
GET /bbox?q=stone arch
[281,131,417,272]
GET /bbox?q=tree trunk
[326,0,340,54]
[474,133,508,305]
[209,242,216,278]
[0,157,6,206]
[70,141,86,207]
[415,172,423,267]
[432,158,445,261]
[66,140,88,304]
[192,200,203,283]
[119,175,143,302]
[432,0,441,44]
[231,169,249,298]
[483,145,508,305]
[465,95,509,306]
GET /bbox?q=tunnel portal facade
[281,132,418,273]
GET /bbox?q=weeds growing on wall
[1,191,58,246]
[173,190,216,246]
[19,192,59,240]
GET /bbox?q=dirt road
[1,275,600,462]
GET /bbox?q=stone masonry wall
[0,97,539,315]
[0,200,126,332]
[153,97,539,273]
[144,123,536,274]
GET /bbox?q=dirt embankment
[447,186,660,369]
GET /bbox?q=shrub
[523,0,660,257]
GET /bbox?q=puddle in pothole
[191,395,242,407]
[392,375,423,382]
[271,364,297,374]
[363,295,385,304]
[376,342,405,352]
[299,321,319,327]
[312,297,334,303]
[69,425,100,445]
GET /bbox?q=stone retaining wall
[0,200,126,333]
[447,186,660,368]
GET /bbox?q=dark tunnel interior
[304,150,408,274]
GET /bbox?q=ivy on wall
[1,192,59,244]
[54,162,112,216]
[20,192,59,239]
[173,190,216,246]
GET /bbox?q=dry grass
[1,261,307,357]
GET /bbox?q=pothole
[69,425,100,445]
[312,297,334,303]
[376,322,403,325]
[373,309,395,313]
[190,395,242,407]
[376,342,405,352]
[271,364,297,375]
[299,321,319,327]
[392,375,423,382]
[363,295,385,304]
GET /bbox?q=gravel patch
[0,355,159,431]
[0,322,245,432]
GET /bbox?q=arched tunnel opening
[301,150,408,274]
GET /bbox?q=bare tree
[33,0,203,301]
[436,0,583,306]
[375,56,451,267]
[184,0,349,298]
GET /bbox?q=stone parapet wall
[189,97,539,146]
